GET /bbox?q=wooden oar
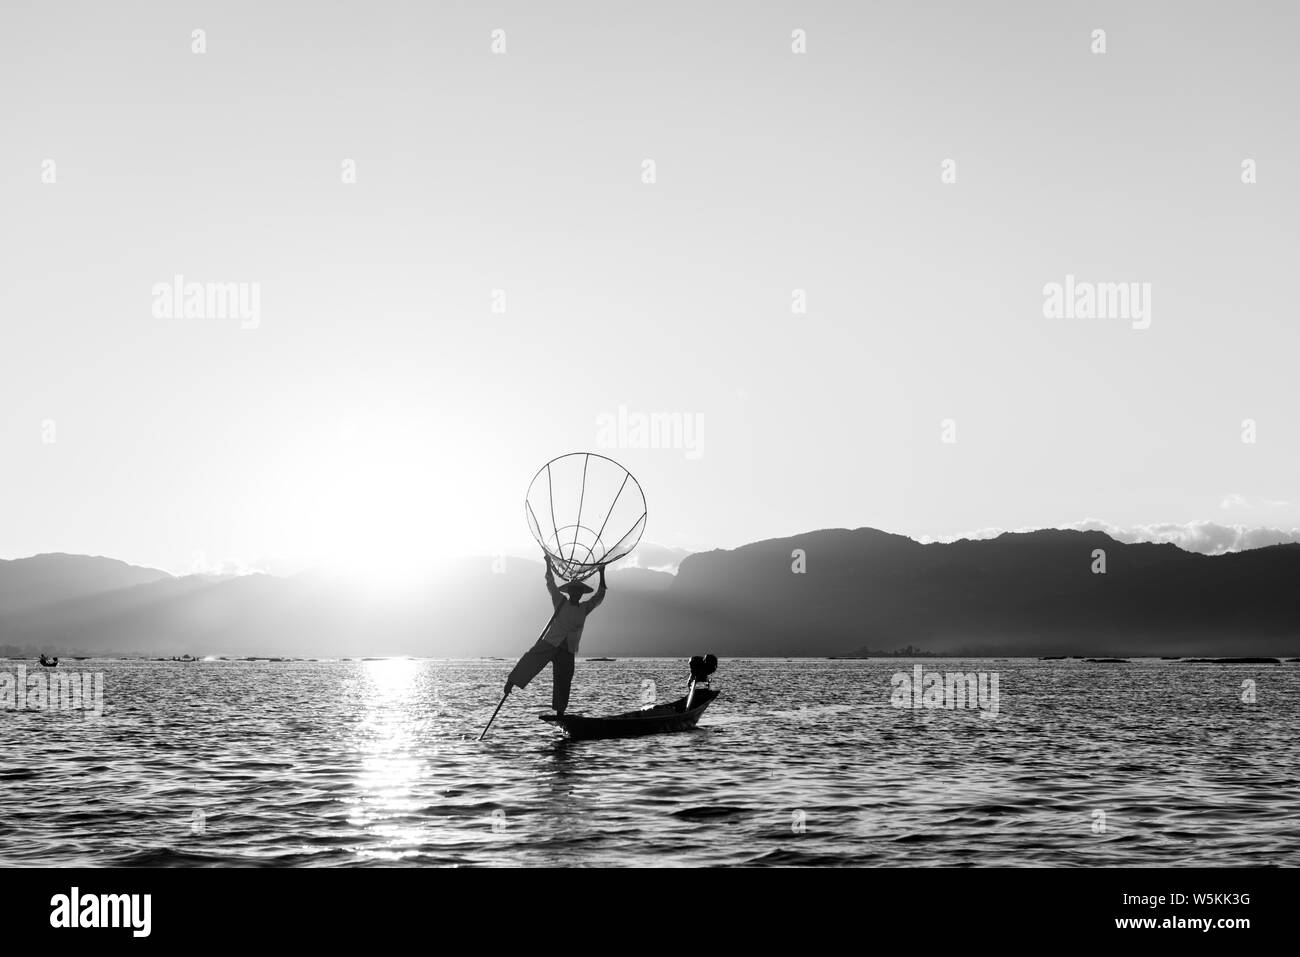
[478,690,510,741]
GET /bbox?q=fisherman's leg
[552,646,575,714]
[507,640,558,690]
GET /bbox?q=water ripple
[0,657,1295,866]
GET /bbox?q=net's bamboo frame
[524,452,647,582]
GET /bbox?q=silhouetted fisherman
[504,556,606,715]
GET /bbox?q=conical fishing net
[524,452,647,582]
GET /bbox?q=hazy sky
[2,1,1297,576]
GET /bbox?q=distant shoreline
[3,654,1295,664]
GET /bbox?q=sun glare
[260,410,485,589]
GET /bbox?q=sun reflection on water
[347,658,427,861]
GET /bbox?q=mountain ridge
[1,529,1297,657]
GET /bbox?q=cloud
[1220,493,1292,510]
[617,541,694,574]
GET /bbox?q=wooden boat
[541,686,720,740]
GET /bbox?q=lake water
[1,657,1296,866]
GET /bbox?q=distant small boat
[586,656,617,662]
[38,654,59,668]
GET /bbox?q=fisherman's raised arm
[544,555,563,605]
[583,564,608,616]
